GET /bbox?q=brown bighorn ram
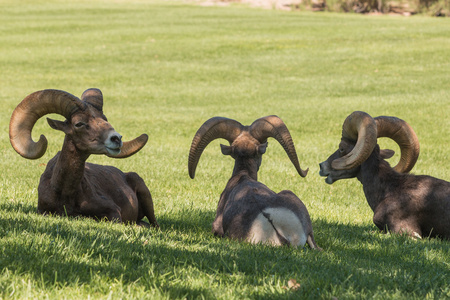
[319,111,450,239]
[189,116,320,249]
[9,89,158,227]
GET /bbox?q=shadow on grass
[0,200,37,215]
[156,208,214,235]
[0,208,449,298]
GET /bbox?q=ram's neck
[213,168,256,236]
[50,136,89,195]
[357,152,397,212]
[232,157,259,181]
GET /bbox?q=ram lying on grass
[9,88,158,227]
[319,111,450,239]
[189,115,320,249]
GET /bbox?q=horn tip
[300,167,309,177]
[188,160,196,179]
[139,133,149,144]
[13,134,48,160]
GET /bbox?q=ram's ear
[47,118,70,134]
[258,142,268,155]
[380,149,395,159]
[220,144,233,156]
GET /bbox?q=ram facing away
[188,116,321,249]
[9,89,158,227]
[319,111,449,239]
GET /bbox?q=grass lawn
[0,0,449,298]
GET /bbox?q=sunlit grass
[0,0,449,298]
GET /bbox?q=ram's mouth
[324,175,334,184]
[318,169,328,177]
[319,169,334,184]
[106,147,121,156]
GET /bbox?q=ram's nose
[319,162,328,177]
[105,132,123,155]
[110,133,123,147]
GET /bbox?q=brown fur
[213,140,319,249]
[37,105,158,226]
[320,144,450,239]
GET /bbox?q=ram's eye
[75,122,86,128]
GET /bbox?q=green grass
[1,0,449,298]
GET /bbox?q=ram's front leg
[388,219,423,239]
[374,207,422,238]
[79,199,122,222]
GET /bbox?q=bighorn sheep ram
[319,111,450,239]
[188,116,321,249]
[9,89,158,227]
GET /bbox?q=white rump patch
[247,207,307,247]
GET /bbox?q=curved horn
[81,88,103,112]
[188,117,243,179]
[249,115,308,177]
[107,134,149,159]
[9,89,84,159]
[374,116,420,173]
[331,111,378,170]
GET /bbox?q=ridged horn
[107,134,149,159]
[188,117,243,179]
[374,116,420,173]
[249,115,308,177]
[331,111,378,170]
[9,89,84,159]
[81,88,103,112]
